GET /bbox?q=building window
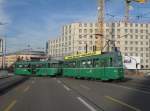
[84,23,87,27]
[106,29,109,32]
[135,24,138,27]
[141,42,143,45]
[84,29,87,33]
[146,53,149,57]
[130,35,133,39]
[117,23,120,27]
[130,47,133,51]
[141,47,143,51]
[90,29,93,33]
[130,41,133,44]
[125,41,128,45]
[146,65,149,68]
[79,35,82,39]
[117,29,120,32]
[125,47,128,50]
[140,35,143,39]
[84,35,87,38]
[135,41,138,45]
[135,29,138,33]
[90,35,93,39]
[79,23,82,27]
[135,35,138,39]
[125,23,128,27]
[125,29,128,33]
[79,29,82,33]
[117,41,120,44]
[130,29,133,33]
[79,41,82,44]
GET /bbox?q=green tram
[63,51,124,81]
[14,61,32,76]
[14,60,62,76]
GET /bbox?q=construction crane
[125,0,146,22]
[97,0,105,52]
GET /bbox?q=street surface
[0,76,150,111]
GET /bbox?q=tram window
[100,60,105,67]
[82,61,86,65]
[93,59,99,67]
[18,65,23,68]
[24,65,28,68]
[87,60,93,68]
[48,63,51,67]
[81,60,86,68]
[110,58,113,67]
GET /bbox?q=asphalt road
[0,77,150,111]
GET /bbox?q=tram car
[35,60,62,76]
[63,51,124,81]
[14,60,62,77]
[14,61,32,76]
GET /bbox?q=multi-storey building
[48,22,150,69]
[48,23,99,59]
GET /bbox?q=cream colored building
[48,22,150,69]
[0,50,46,68]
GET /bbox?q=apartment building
[48,22,150,69]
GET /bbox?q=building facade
[0,50,46,68]
[48,22,150,69]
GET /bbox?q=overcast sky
[0,0,149,53]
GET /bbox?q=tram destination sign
[65,51,101,60]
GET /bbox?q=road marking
[105,96,141,111]
[23,86,30,92]
[63,85,70,91]
[57,80,62,84]
[77,97,97,111]
[4,100,17,111]
[80,85,90,90]
[111,84,150,95]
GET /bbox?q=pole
[149,39,150,69]
[98,0,105,51]
[125,0,130,22]
[1,39,4,69]
[4,37,6,69]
